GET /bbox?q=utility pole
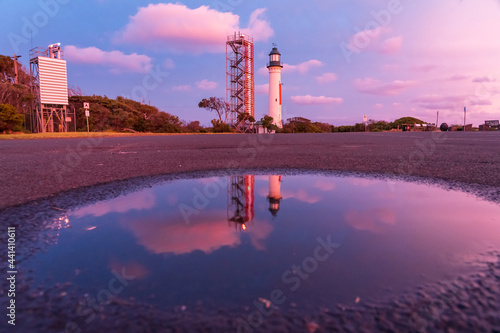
[9,54,22,84]
[436,111,439,129]
[464,106,466,131]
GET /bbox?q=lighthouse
[267,175,282,217]
[267,45,283,129]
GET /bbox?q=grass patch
[0,132,230,140]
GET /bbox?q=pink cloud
[473,76,496,83]
[316,72,338,84]
[255,83,269,94]
[72,190,155,218]
[348,26,385,52]
[241,8,273,42]
[414,94,494,110]
[64,45,152,73]
[172,85,192,92]
[284,60,323,74]
[344,208,397,234]
[196,79,217,90]
[354,78,417,96]
[379,36,402,54]
[314,180,335,191]
[410,65,438,73]
[448,75,470,81]
[282,189,322,204]
[122,212,240,255]
[257,59,323,76]
[291,95,343,105]
[114,4,273,54]
[163,58,175,69]
[411,94,483,110]
[347,27,401,55]
[381,64,400,71]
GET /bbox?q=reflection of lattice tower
[226,32,255,126]
[227,175,255,228]
[29,43,74,133]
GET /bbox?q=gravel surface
[1,131,500,333]
[1,132,500,210]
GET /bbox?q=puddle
[20,174,500,312]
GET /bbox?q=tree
[237,112,255,124]
[389,117,426,130]
[0,55,34,115]
[260,115,278,132]
[146,112,182,133]
[210,119,232,133]
[0,104,24,132]
[185,120,203,133]
[198,97,229,123]
[367,120,390,132]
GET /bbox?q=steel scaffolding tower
[226,32,255,130]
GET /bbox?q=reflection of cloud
[282,190,321,204]
[72,191,156,218]
[314,180,335,191]
[246,220,273,251]
[344,208,396,233]
[121,210,273,255]
[165,194,178,206]
[349,178,375,187]
[109,259,150,280]
[122,211,239,255]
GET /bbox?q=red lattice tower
[226,32,255,127]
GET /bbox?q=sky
[1,0,500,126]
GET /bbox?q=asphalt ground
[1,131,500,210]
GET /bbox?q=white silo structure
[267,45,283,129]
[29,43,72,133]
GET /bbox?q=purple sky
[2,0,500,126]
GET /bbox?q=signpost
[84,102,90,132]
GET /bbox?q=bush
[0,103,24,132]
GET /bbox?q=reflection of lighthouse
[267,45,283,129]
[267,175,282,217]
[227,176,255,230]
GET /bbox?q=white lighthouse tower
[267,45,283,129]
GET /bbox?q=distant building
[479,120,499,131]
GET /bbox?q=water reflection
[267,175,282,217]
[227,175,283,230]
[30,174,500,309]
